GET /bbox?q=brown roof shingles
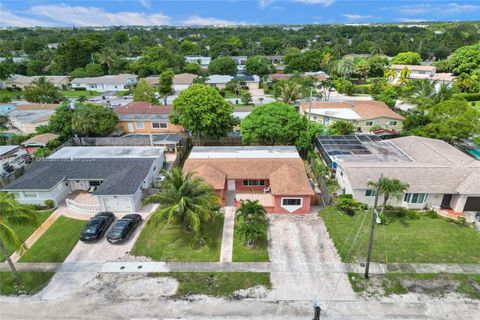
[114,101,172,115]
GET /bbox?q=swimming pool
[468,148,480,160]
[0,104,15,115]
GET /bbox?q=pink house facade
[183,146,315,214]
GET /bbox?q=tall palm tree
[96,49,116,74]
[384,68,398,83]
[319,79,334,101]
[237,219,266,247]
[278,80,303,104]
[335,59,355,78]
[145,167,221,236]
[397,67,411,87]
[71,107,97,136]
[0,193,39,285]
[367,177,410,217]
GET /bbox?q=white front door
[227,180,236,191]
[127,122,135,132]
[103,197,133,213]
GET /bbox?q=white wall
[13,181,70,206]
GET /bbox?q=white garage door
[103,197,133,213]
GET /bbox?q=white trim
[281,197,303,213]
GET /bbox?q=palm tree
[24,77,62,103]
[237,219,266,247]
[71,107,97,137]
[319,79,334,102]
[278,80,303,104]
[335,59,355,78]
[384,68,398,83]
[367,177,409,217]
[145,167,221,236]
[96,49,116,74]
[236,200,266,224]
[0,193,39,285]
[397,67,411,87]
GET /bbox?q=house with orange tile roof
[183,146,315,213]
[113,101,184,134]
[300,100,404,133]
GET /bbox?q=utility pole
[365,173,383,279]
[313,302,321,320]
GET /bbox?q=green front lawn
[0,211,52,262]
[0,272,54,295]
[132,213,223,262]
[61,90,100,97]
[348,273,480,299]
[0,89,23,100]
[320,206,480,264]
[19,216,84,262]
[232,216,269,262]
[150,272,271,298]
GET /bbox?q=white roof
[189,146,300,159]
[71,74,137,85]
[49,146,165,159]
[206,75,233,84]
[0,145,19,156]
[232,111,251,119]
[308,108,361,120]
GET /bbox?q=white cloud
[138,0,151,9]
[342,14,372,20]
[28,4,171,26]
[181,15,247,26]
[0,9,56,27]
[397,2,479,16]
[260,0,334,8]
[397,18,430,23]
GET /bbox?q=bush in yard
[0,95,11,103]
[334,78,355,96]
[405,210,420,220]
[336,194,357,216]
[425,210,438,219]
[44,199,54,209]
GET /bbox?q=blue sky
[1,1,479,27]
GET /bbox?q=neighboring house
[2,146,166,213]
[21,133,60,154]
[316,135,480,217]
[8,104,59,134]
[231,107,253,134]
[230,56,248,72]
[234,75,260,90]
[71,74,137,92]
[183,146,314,214]
[206,75,233,89]
[389,65,455,88]
[0,145,29,178]
[269,71,329,82]
[185,56,211,69]
[114,101,184,134]
[5,75,70,89]
[300,101,404,133]
[143,75,159,86]
[173,73,198,92]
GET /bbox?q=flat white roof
[49,146,165,159]
[189,146,300,159]
[0,145,19,156]
[308,108,361,120]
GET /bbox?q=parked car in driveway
[80,212,116,242]
[106,214,142,244]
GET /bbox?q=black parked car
[80,212,115,242]
[106,214,142,244]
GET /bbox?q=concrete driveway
[39,212,150,300]
[267,210,356,301]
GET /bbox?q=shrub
[336,194,356,216]
[44,199,54,209]
[405,210,420,220]
[0,94,12,103]
[334,78,355,96]
[353,84,373,94]
[452,93,480,101]
[425,210,438,219]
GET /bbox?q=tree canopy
[208,56,237,75]
[171,84,235,145]
[391,52,422,65]
[133,78,158,104]
[24,77,62,103]
[447,42,480,75]
[245,55,271,76]
[241,102,307,145]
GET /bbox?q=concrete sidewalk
[4,261,480,274]
[219,191,236,263]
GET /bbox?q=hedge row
[453,93,480,101]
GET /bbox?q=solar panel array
[317,135,373,155]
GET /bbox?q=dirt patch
[82,274,178,301]
[232,285,270,300]
[401,279,459,295]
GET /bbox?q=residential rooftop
[188,146,300,159]
[301,101,404,121]
[49,146,165,159]
[71,74,137,85]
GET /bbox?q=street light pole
[365,173,383,279]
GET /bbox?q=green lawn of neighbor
[0,272,54,295]
[61,90,100,97]
[19,216,85,263]
[132,213,223,262]
[0,211,52,262]
[0,89,23,100]
[151,272,271,298]
[348,273,480,299]
[232,216,269,262]
[320,206,480,264]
